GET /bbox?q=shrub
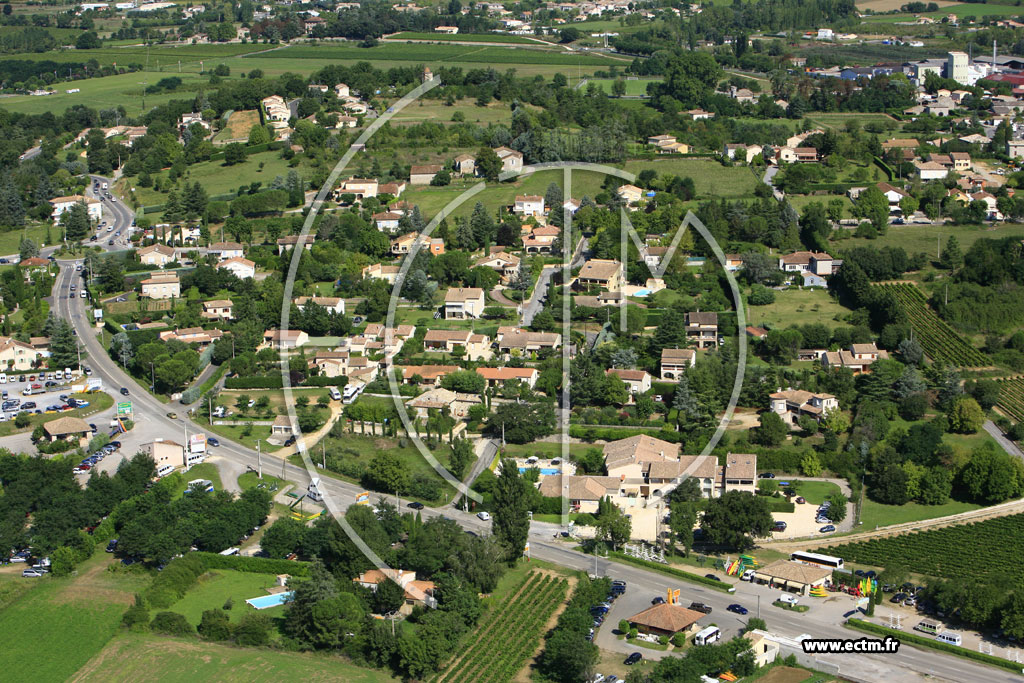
[671,632,686,647]
[121,594,150,630]
[199,609,232,641]
[144,554,205,608]
[628,628,638,639]
[194,551,310,576]
[234,612,272,646]
[150,611,195,636]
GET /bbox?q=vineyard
[997,378,1024,422]
[876,283,989,367]
[824,514,1024,582]
[437,571,568,683]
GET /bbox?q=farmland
[824,514,1024,582]
[587,77,659,97]
[385,32,545,45]
[875,283,990,367]
[997,377,1024,422]
[214,110,261,144]
[265,43,617,67]
[437,570,568,683]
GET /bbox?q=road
[39,263,1024,682]
[522,236,587,327]
[986,419,1024,461]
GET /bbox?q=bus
[693,626,721,646]
[790,551,844,570]
[914,621,939,635]
[342,382,365,404]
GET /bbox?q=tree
[753,411,788,446]
[18,238,38,260]
[855,186,890,232]
[485,402,556,444]
[940,235,963,270]
[825,493,848,523]
[959,443,1024,504]
[700,491,773,551]
[449,438,473,479]
[150,611,194,636]
[234,612,273,646]
[493,458,530,563]
[59,201,90,243]
[260,517,305,559]
[364,452,410,494]
[75,31,101,49]
[595,497,632,549]
[947,397,984,434]
[199,609,232,641]
[49,317,80,369]
[223,143,247,166]
[476,147,502,182]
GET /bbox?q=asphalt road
[44,261,1024,683]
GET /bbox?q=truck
[22,385,45,396]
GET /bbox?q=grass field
[587,77,658,97]
[174,462,224,497]
[386,99,517,126]
[787,194,854,216]
[0,71,210,117]
[747,287,851,330]
[0,224,55,255]
[72,632,398,682]
[837,223,1024,260]
[622,158,761,198]
[168,569,284,626]
[238,471,288,491]
[214,110,260,143]
[862,2,1024,20]
[265,43,617,67]
[0,553,150,682]
[386,32,544,45]
[859,497,982,529]
[788,480,842,505]
[806,112,900,131]
[221,55,600,80]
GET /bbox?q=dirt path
[271,401,343,459]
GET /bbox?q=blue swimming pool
[634,289,651,297]
[519,467,560,475]
[246,591,293,609]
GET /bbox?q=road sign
[356,491,370,505]
[116,402,132,416]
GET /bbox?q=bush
[144,554,205,608]
[628,627,638,639]
[302,376,349,387]
[225,375,284,389]
[199,609,232,641]
[671,632,686,647]
[150,611,195,636]
[194,551,311,576]
[234,612,272,646]
[121,595,150,630]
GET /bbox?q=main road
[49,264,1021,683]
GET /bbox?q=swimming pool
[633,289,651,297]
[519,467,560,475]
[246,591,294,610]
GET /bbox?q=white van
[693,626,721,646]
[155,463,176,478]
[778,593,799,606]
[328,387,342,401]
[936,632,962,646]
[741,569,756,582]
[54,370,63,381]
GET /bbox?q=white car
[477,511,491,521]
[22,568,44,578]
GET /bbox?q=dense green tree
[493,458,530,563]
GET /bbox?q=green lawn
[747,287,852,331]
[219,55,602,80]
[0,224,56,255]
[167,569,284,626]
[806,112,901,131]
[386,99,517,126]
[859,497,982,530]
[786,480,841,505]
[622,158,761,198]
[0,553,150,682]
[265,43,616,67]
[174,462,224,497]
[72,631,398,682]
[787,194,854,217]
[238,471,288,492]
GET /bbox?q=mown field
[0,71,212,116]
[587,77,658,96]
[265,43,617,67]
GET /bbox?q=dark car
[727,604,748,615]
[109,441,121,450]
[407,501,424,510]
[284,435,297,447]
[759,472,775,479]
[772,521,787,532]
[624,653,643,666]
[689,602,712,614]
[891,593,908,603]
[207,437,220,447]
[651,596,665,605]
[105,539,118,553]
[819,524,836,533]
[120,387,129,395]
[704,574,720,582]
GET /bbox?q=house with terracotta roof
[200,300,233,321]
[378,181,406,197]
[777,251,833,275]
[753,560,831,595]
[475,251,520,281]
[410,164,441,185]
[770,388,838,424]
[405,387,481,420]
[293,296,345,315]
[575,259,623,291]
[915,160,949,181]
[719,453,758,495]
[0,336,45,372]
[363,263,399,284]
[686,311,718,348]
[475,366,539,388]
[513,194,545,216]
[352,568,437,613]
[261,329,309,350]
[401,364,460,386]
[159,327,224,348]
[443,287,485,319]
[373,211,402,232]
[138,243,176,267]
[50,194,102,221]
[616,184,643,205]
[341,178,378,199]
[454,154,475,176]
[42,416,91,444]
[660,348,695,381]
[606,368,651,396]
[522,224,559,253]
[493,146,523,173]
[276,234,313,254]
[821,342,888,374]
[140,273,180,299]
[495,326,561,355]
[626,603,705,637]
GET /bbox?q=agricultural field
[841,223,1024,260]
[73,632,398,682]
[855,0,957,11]
[858,497,982,530]
[386,99,519,126]
[385,32,544,45]
[997,377,1024,422]
[437,570,568,682]
[266,43,617,67]
[824,514,1024,582]
[747,286,851,330]
[214,110,260,144]
[806,112,901,131]
[875,283,989,367]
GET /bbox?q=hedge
[607,551,733,592]
[225,375,284,389]
[846,619,1022,673]
[194,551,310,576]
[303,376,349,388]
[570,425,681,443]
[144,554,206,608]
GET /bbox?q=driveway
[985,419,1024,460]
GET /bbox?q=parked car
[651,596,665,605]
[759,472,775,479]
[624,653,643,666]
[407,501,424,510]
[106,539,118,553]
[476,511,491,521]
[819,525,836,533]
[22,568,44,578]
[704,573,720,581]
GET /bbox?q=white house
[207,242,244,260]
[216,257,256,280]
[373,211,402,232]
[513,194,545,216]
[50,195,102,222]
[137,244,175,267]
[294,296,345,315]
[443,287,486,319]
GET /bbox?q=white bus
[693,626,721,646]
[219,547,240,556]
[155,463,176,478]
[790,551,844,570]
[342,382,364,404]
[936,632,962,646]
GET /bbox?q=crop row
[824,514,1024,582]
[439,573,567,683]
[878,284,989,367]
[997,378,1024,422]
[453,576,565,683]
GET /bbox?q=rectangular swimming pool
[246,591,294,610]
[519,467,559,475]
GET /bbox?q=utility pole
[208,396,212,425]
[257,439,262,478]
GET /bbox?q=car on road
[819,524,836,533]
[476,511,491,521]
[120,387,129,395]
[407,501,424,510]
[166,412,178,419]
[22,568,45,578]
[207,437,219,447]
[83,366,91,375]
[651,596,665,605]
[689,602,712,614]
[624,653,642,666]
[727,603,749,615]
[759,472,775,479]
[80,291,87,298]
